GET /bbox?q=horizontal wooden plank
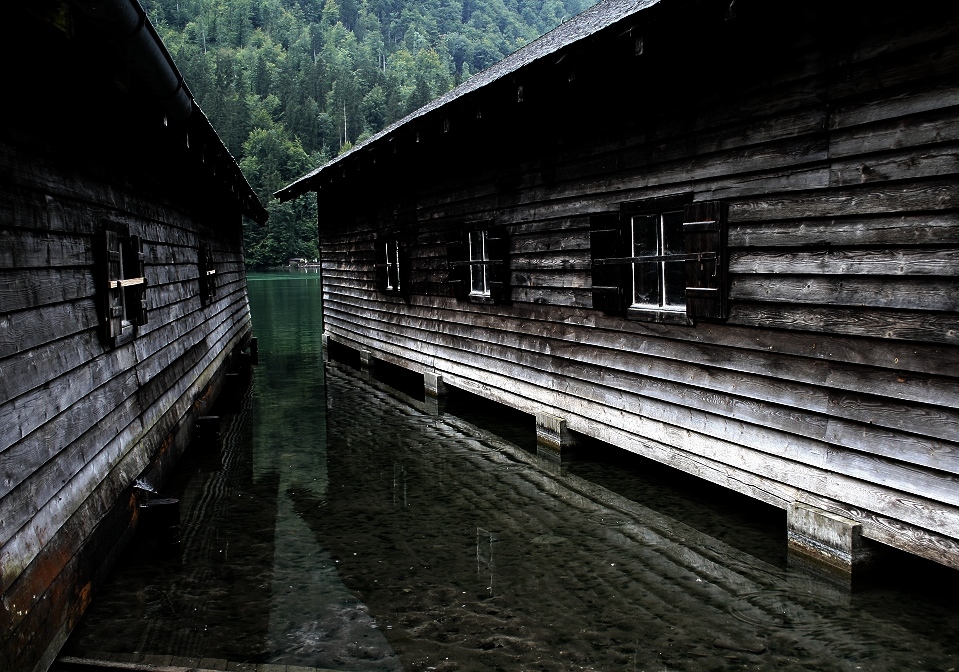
[0,269,94,313]
[0,331,102,403]
[511,251,592,272]
[730,303,959,346]
[511,269,590,288]
[0,228,90,268]
[828,105,959,159]
[729,178,959,222]
[830,143,959,187]
[730,275,959,311]
[828,32,959,102]
[829,78,959,131]
[729,248,959,276]
[729,212,959,248]
[0,300,99,359]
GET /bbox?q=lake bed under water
[63,273,959,671]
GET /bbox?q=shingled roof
[275,0,662,202]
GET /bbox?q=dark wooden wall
[0,131,252,672]
[314,0,959,568]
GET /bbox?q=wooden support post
[359,349,374,373]
[138,497,180,552]
[221,372,242,412]
[321,332,329,361]
[196,415,221,449]
[536,412,573,465]
[423,372,447,415]
[250,336,259,365]
[787,502,881,582]
[236,351,252,375]
[424,372,447,398]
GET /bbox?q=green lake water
[63,271,959,671]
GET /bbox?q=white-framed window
[384,239,401,292]
[630,210,686,311]
[375,233,406,296]
[590,197,728,324]
[468,230,490,297]
[447,222,509,304]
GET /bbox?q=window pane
[662,211,685,309]
[633,262,659,306]
[631,215,658,306]
[384,243,394,289]
[471,264,487,294]
[470,231,489,295]
[664,260,686,308]
[662,211,684,255]
[632,215,657,255]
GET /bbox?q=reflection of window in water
[393,463,407,507]
[476,526,496,597]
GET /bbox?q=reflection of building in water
[287,362,959,671]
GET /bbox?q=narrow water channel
[63,272,959,671]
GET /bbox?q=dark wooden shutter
[127,234,148,326]
[373,235,389,292]
[590,213,628,315]
[683,201,728,322]
[446,232,469,299]
[199,243,216,306]
[487,226,510,304]
[99,229,124,340]
[205,245,216,302]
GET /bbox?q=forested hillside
[146,0,596,265]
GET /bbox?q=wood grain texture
[308,2,959,569]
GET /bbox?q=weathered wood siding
[313,1,959,568]
[0,131,252,670]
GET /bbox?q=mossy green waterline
[63,272,959,671]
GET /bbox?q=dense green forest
[146,0,596,265]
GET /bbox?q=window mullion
[659,214,667,308]
[482,231,489,294]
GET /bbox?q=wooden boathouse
[0,2,267,670]
[278,0,959,574]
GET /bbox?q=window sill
[468,294,496,305]
[626,307,691,326]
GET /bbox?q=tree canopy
[147,0,596,266]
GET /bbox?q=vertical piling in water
[138,498,180,553]
[787,502,882,585]
[196,415,221,449]
[360,349,374,373]
[423,372,447,415]
[424,372,447,398]
[535,413,576,474]
[250,336,259,365]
